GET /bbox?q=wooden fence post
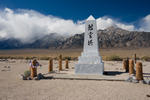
[136,62,143,80]
[30,60,37,78]
[123,59,129,72]
[31,67,37,78]
[59,55,62,71]
[65,59,69,69]
[48,58,53,72]
[134,53,136,64]
[129,59,134,75]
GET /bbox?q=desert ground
[0,58,150,100]
[0,48,150,58]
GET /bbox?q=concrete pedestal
[75,63,104,75]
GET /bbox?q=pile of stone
[21,73,45,80]
[126,75,150,85]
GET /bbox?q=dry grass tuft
[141,56,150,61]
[103,55,123,61]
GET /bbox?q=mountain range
[0,26,150,49]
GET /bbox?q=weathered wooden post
[123,59,126,70]
[31,67,37,78]
[48,58,53,72]
[136,62,143,80]
[126,58,129,72]
[31,60,37,78]
[59,55,62,71]
[30,67,34,78]
[123,59,129,72]
[65,59,69,69]
[129,59,134,75]
[134,53,136,64]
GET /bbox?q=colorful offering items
[29,59,40,68]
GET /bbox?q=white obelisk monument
[75,15,104,75]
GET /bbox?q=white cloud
[139,14,150,32]
[96,17,135,31]
[0,8,84,43]
[0,8,149,43]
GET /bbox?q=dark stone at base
[35,73,45,80]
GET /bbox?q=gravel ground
[0,60,150,100]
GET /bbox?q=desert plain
[0,48,150,100]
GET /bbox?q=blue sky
[0,0,150,42]
[0,0,150,22]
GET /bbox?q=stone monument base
[75,63,104,75]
